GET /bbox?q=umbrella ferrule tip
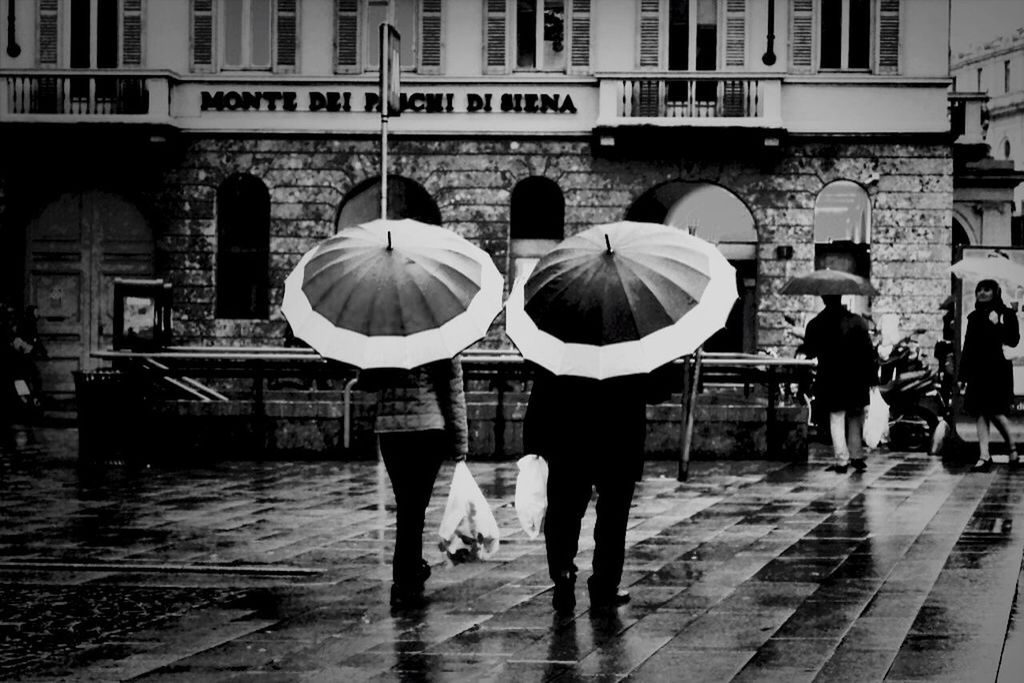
[604,234,613,255]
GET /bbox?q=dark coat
[801,304,878,412]
[522,366,674,481]
[959,306,1020,416]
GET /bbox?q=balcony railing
[597,73,783,128]
[1,70,170,122]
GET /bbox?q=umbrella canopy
[505,221,738,379]
[282,218,503,369]
[950,254,1024,287]
[780,269,879,296]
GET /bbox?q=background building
[1,0,953,405]
[951,26,1024,246]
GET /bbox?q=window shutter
[724,0,746,68]
[191,0,215,72]
[37,0,59,66]
[789,0,814,73]
[877,0,900,74]
[569,0,591,74]
[483,0,507,75]
[335,0,359,73]
[122,0,144,66]
[638,0,660,69]
[419,0,443,74]
[276,0,298,72]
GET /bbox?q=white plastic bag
[864,387,889,449]
[437,461,500,563]
[514,454,548,539]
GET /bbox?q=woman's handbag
[437,461,500,563]
[514,454,548,539]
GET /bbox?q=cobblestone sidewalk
[0,427,1022,681]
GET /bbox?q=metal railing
[598,73,783,122]
[3,72,149,115]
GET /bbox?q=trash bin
[73,369,146,466]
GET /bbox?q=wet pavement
[1,427,1022,682]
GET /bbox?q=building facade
[951,27,1024,246]
[1,0,954,402]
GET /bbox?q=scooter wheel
[889,407,939,452]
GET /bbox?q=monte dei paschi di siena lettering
[200,90,578,114]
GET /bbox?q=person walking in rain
[523,366,671,613]
[360,357,469,608]
[959,279,1020,471]
[800,294,878,473]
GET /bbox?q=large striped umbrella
[505,221,737,379]
[282,218,503,369]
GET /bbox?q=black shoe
[552,577,576,613]
[589,587,631,610]
[850,459,867,472]
[970,459,992,472]
[390,583,427,609]
[825,464,849,474]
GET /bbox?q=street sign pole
[379,22,400,219]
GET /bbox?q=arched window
[814,180,870,272]
[1004,139,1012,160]
[216,173,270,319]
[627,181,757,353]
[814,180,871,312]
[510,177,564,282]
[336,175,441,228]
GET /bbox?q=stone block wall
[147,137,952,359]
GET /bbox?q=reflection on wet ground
[0,428,1022,681]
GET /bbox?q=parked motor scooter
[877,329,948,452]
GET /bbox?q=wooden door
[26,192,153,399]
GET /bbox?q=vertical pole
[678,347,704,482]
[380,113,388,219]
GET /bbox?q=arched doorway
[627,181,757,353]
[25,191,154,398]
[336,175,442,228]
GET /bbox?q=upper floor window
[1004,139,1012,160]
[790,0,899,74]
[217,174,271,319]
[668,0,718,71]
[1005,60,1011,93]
[191,0,297,73]
[335,0,443,74]
[977,67,983,91]
[37,0,143,69]
[222,0,273,69]
[819,0,870,70]
[484,0,590,74]
[637,0,746,71]
[516,0,566,71]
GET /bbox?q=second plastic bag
[437,461,500,563]
[864,386,890,449]
[514,454,548,539]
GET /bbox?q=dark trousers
[378,430,446,586]
[544,454,637,593]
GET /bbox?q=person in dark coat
[523,364,672,613]
[800,295,878,473]
[958,279,1020,471]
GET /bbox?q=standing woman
[361,356,469,607]
[959,279,1020,471]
